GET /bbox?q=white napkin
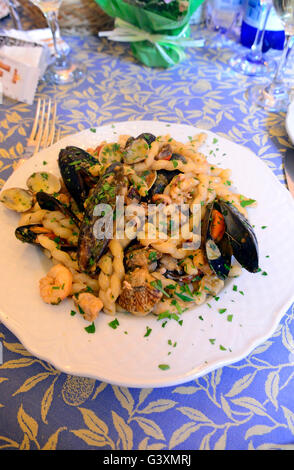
[0,29,70,104]
[7,27,71,58]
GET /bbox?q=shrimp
[75,292,103,322]
[39,264,73,305]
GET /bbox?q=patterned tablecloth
[0,15,294,451]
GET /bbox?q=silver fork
[14,98,60,171]
[23,97,60,159]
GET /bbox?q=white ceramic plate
[286,100,294,145]
[1,121,294,388]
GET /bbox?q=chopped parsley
[158,364,170,371]
[85,322,96,334]
[108,318,119,329]
[218,308,227,314]
[144,326,152,337]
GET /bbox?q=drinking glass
[229,0,276,76]
[248,0,294,111]
[30,0,85,85]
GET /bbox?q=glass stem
[268,34,292,92]
[44,10,63,61]
[249,4,272,60]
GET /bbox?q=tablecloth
[0,14,294,452]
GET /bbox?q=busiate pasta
[1,130,259,331]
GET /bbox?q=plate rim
[1,119,294,388]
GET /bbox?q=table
[0,14,294,452]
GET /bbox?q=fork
[14,98,60,171]
[23,97,60,159]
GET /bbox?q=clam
[148,169,180,200]
[0,187,33,212]
[123,138,150,165]
[98,143,123,165]
[26,172,61,195]
[136,133,156,146]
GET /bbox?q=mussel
[36,191,81,228]
[58,146,99,212]
[77,162,128,274]
[15,224,76,251]
[203,199,259,280]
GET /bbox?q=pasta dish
[0,131,259,329]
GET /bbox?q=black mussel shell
[15,224,76,252]
[58,146,98,212]
[202,202,232,280]
[77,163,127,274]
[218,200,259,273]
[36,192,81,227]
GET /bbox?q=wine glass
[30,0,85,85]
[248,0,294,111]
[229,0,276,76]
[205,0,243,48]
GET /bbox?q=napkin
[0,29,70,105]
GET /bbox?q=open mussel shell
[218,200,259,273]
[15,224,76,252]
[26,172,61,195]
[0,187,33,212]
[58,146,99,212]
[77,162,127,274]
[36,191,81,227]
[203,202,232,280]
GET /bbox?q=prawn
[75,292,103,322]
[39,264,72,305]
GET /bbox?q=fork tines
[28,98,58,155]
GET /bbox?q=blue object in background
[240,0,285,52]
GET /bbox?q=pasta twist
[97,239,125,315]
